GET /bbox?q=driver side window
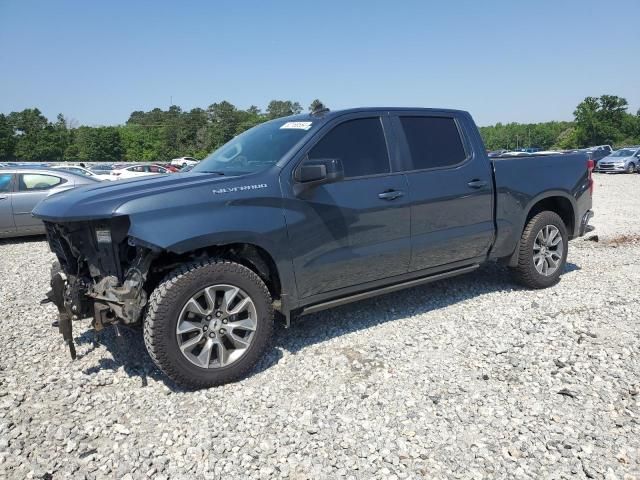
[308,118,390,178]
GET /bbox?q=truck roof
[288,107,469,123]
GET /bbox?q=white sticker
[95,229,112,244]
[280,121,313,130]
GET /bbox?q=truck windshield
[194,119,316,175]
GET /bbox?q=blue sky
[1,0,639,127]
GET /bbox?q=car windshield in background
[193,119,316,175]
[90,164,114,171]
[610,149,635,157]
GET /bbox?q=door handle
[378,190,404,200]
[467,179,488,189]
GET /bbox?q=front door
[12,172,66,233]
[283,116,411,299]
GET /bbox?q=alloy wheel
[176,284,257,368]
[532,225,564,276]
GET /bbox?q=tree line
[0,99,325,163]
[1,95,638,163]
[480,95,640,151]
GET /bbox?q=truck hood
[32,172,233,222]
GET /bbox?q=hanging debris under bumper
[42,219,157,358]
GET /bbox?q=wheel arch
[505,192,577,267]
[146,241,283,302]
[524,194,575,236]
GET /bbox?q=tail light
[587,159,594,195]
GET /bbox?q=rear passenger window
[18,174,65,191]
[308,118,390,178]
[400,117,467,170]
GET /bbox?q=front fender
[125,196,298,308]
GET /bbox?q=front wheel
[143,259,274,389]
[511,211,568,289]
[627,163,636,174]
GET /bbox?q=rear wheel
[511,211,568,289]
[144,259,274,389]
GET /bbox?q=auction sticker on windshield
[280,121,313,130]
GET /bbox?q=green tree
[207,101,240,148]
[73,126,123,162]
[266,100,302,119]
[0,114,17,161]
[574,95,629,146]
[309,99,327,112]
[8,109,68,161]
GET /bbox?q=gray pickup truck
[33,108,594,388]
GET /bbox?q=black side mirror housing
[295,157,344,184]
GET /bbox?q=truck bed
[490,152,592,260]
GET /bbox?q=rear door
[392,113,494,271]
[0,172,16,235]
[12,172,67,233]
[282,113,411,299]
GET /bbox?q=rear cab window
[308,117,390,178]
[398,116,468,170]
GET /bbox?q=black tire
[627,163,636,174]
[510,211,568,289]
[143,258,274,389]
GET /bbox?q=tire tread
[511,211,567,289]
[143,258,273,389]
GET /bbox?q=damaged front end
[43,217,156,358]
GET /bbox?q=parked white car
[52,165,111,181]
[110,164,170,180]
[170,157,199,168]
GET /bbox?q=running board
[300,264,480,317]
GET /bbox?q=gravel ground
[1,173,639,479]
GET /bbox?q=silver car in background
[0,167,99,238]
[596,147,640,173]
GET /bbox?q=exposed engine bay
[43,217,156,358]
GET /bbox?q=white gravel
[1,173,639,479]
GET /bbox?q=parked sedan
[52,165,111,181]
[170,156,199,168]
[0,167,99,238]
[109,164,170,180]
[596,147,640,173]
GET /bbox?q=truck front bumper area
[44,248,156,359]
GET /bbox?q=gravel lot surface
[1,173,639,479]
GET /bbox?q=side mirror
[294,157,344,184]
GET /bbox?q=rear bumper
[578,210,594,237]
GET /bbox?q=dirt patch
[603,234,640,247]
[339,346,386,377]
